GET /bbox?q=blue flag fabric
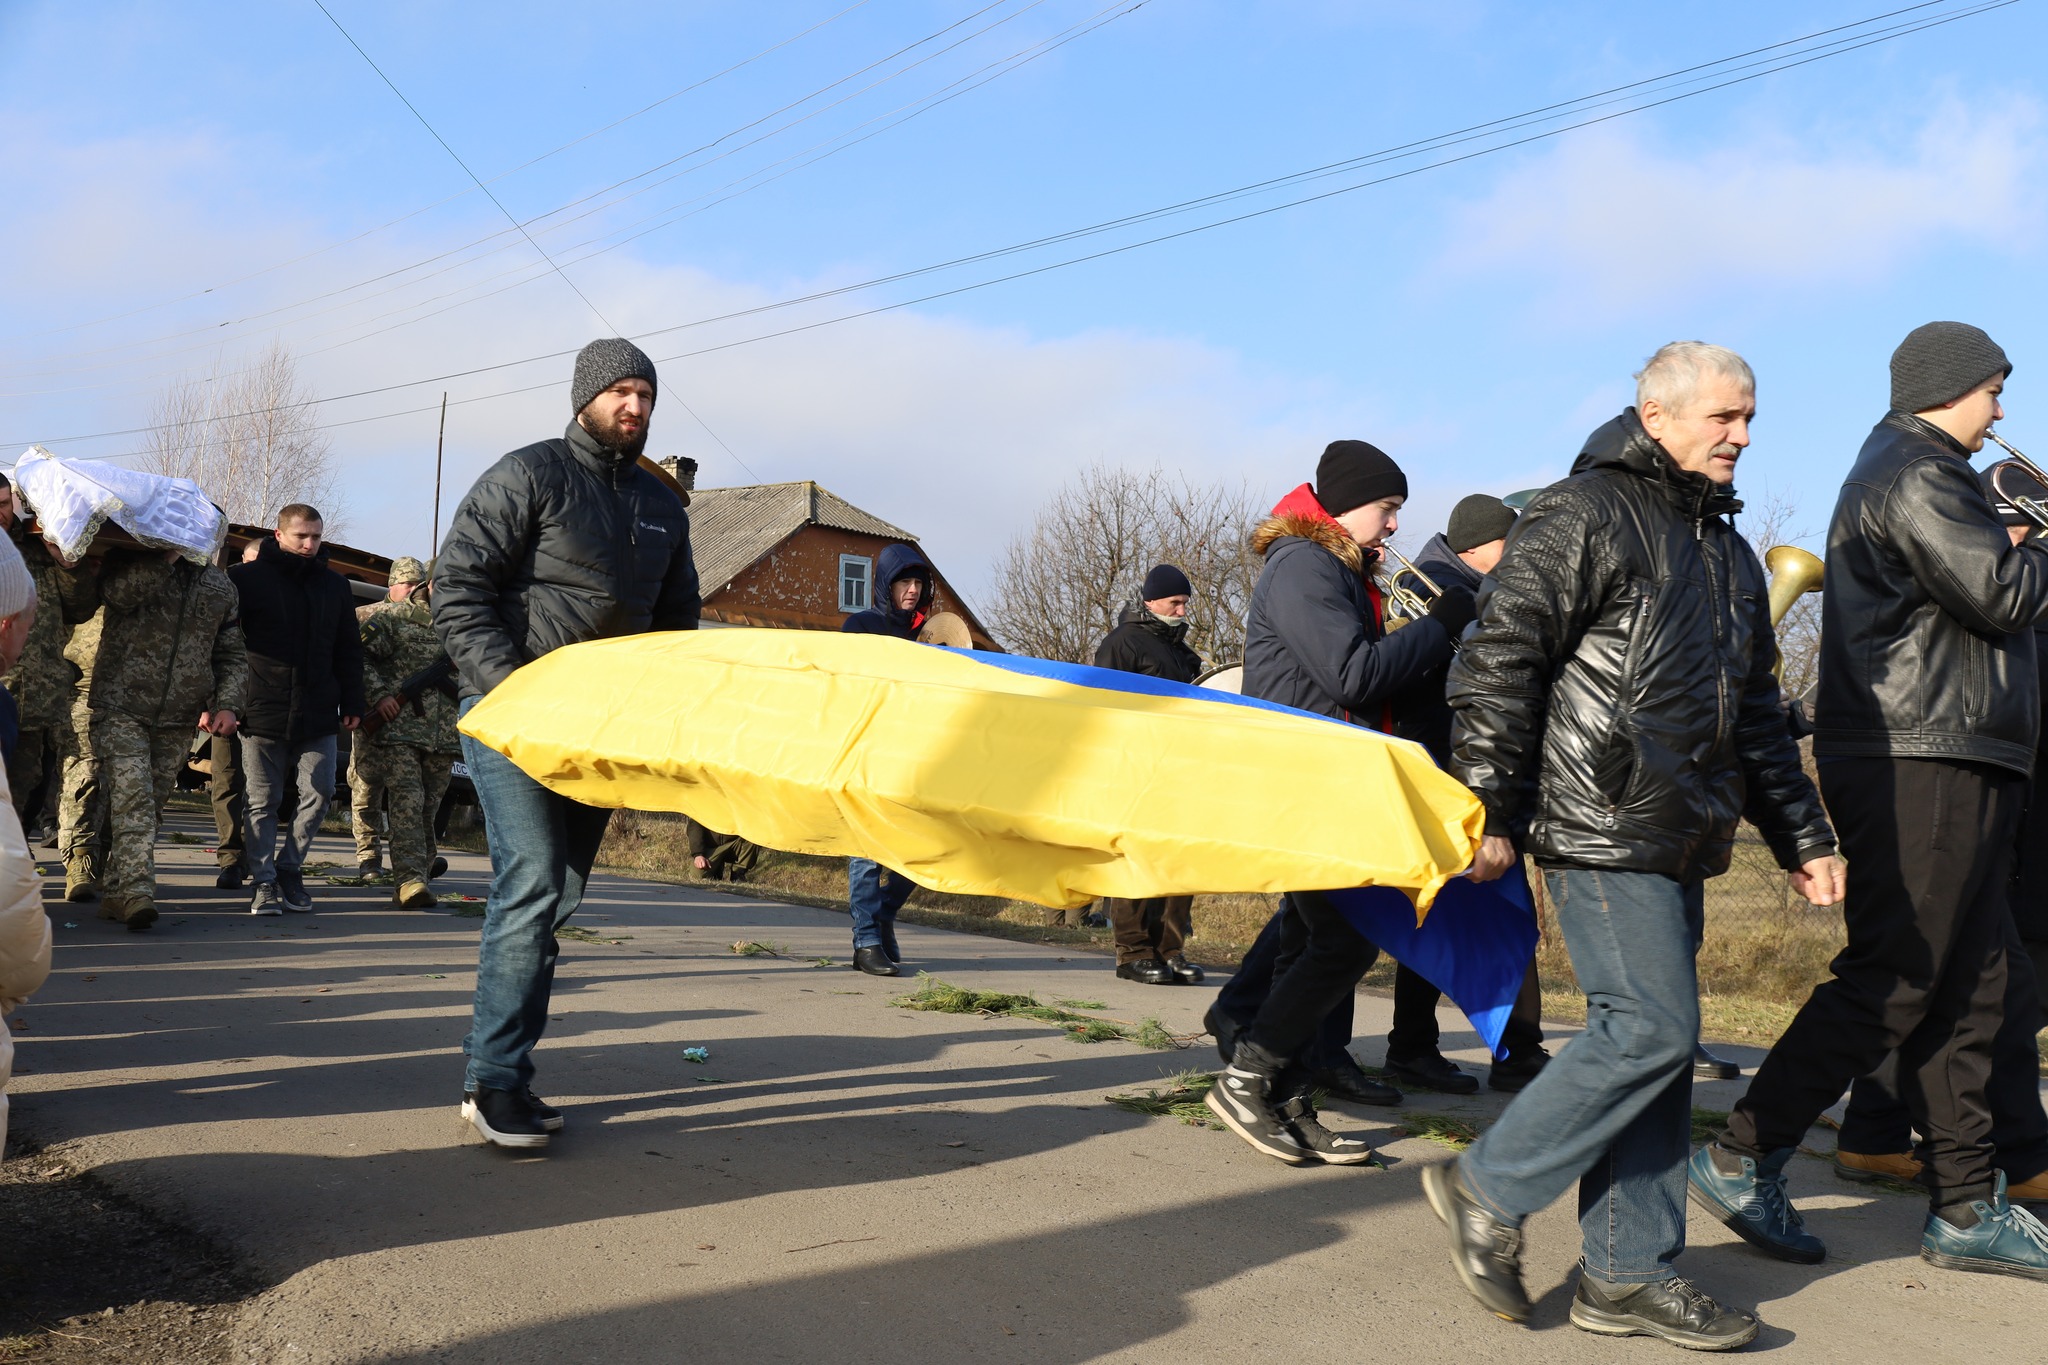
[953,648,1540,1056]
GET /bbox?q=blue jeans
[458,695,615,1092]
[848,858,913,949]
[1460,868,1703,1284]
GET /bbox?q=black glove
[1425,581,1477,638]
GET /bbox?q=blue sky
[2,0,2042,598]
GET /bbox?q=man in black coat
[228,506,364,916]
[1703,323,2048,1282]
[1092,563,1204,984]
[434,337,698,1150]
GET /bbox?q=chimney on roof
[657,455,698,491]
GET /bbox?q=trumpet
[1377,543,1445,631]
[1985,431,2048,530]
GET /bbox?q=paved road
[10,811,2040,1363]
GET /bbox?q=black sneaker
[1205,1042,1311,1166]
[1312,1054,1403,1107]
[1421,1159,1530,1322]
[1569,1274,1760,1351]
[430,856,449,880]
[1203,1004,1244,1066]
[524,1089,566,1133]
[1387,1051,1480,1095]
[461,1087,551,1149]
[215,861,246,890]
[1488,1049,1549,1093]
[1280,1095,1378,1166]
[276,867,313,912]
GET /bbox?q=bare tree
[985,464,1264,665]
[141,342,346,532]
[1740,491,1822,700]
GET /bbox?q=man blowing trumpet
[1427,342,1842,1351]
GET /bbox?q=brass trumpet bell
[1764,545,1824,628]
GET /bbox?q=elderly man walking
[1427,343,1842,1351]
[436,338,698,1150]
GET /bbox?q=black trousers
[209,732,245,869]
[1388,959,1546,1063]
[1727,757,2025,1202]
[1243,890,1380,1090]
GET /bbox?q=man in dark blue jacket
[839,543,931,976]
[435,338,697,1150]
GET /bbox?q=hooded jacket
[1241,483,1455,725]
[1448,409,1834,881]
[1094,602,1202,683]
[228,537,365,743]
[1813,412,2048,774]
[434,421,699,698]
[841,543,932,642]
[1389,532,1482,764]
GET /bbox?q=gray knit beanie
[1890,322,2011,414]
[0,530,36,618]
[570,338,658,417]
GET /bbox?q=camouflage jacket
[2,524,99,728]
[83,553,247,728]
[361,599,458,753]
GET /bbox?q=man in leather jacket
[435,338,698,1150]
[1425,343,1842,1350]
[1702,322,2048,1283]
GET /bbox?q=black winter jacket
[1813,413,2048,775]
[1389,532,1482,764]
[1094,603,1202,683]
[1448,410,1834,880]
[434,422,699,698]
[228,538,366,743]
[1241,484,1455,726]
[840,543,931,641]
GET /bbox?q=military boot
[100,894,158,933]
[394,880,437,909]
[64,855,98,903]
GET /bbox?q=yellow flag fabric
[458,630,1483,912]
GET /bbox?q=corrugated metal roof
[689,480,916,591]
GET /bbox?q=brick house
[683,478,1001,649]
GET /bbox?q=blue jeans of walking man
[458,695,615,1092]
[849,857,913,951]
[1458,868,1703,1284]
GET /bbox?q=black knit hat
[1141,564,1192,601]
[1445,494,1518,554]
[1890,322,2010,414]
[1314,440,1407,516]
[571,337,659,417]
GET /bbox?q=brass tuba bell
[1764,545,1825,683]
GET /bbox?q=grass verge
[891,973,1187,1050]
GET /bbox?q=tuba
[1763,544,1825,683]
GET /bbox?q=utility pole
[431,392,447,551]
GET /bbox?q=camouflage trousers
[349,740,387,864]
[57,696,105,872]
[92,714,191,904]
[349,741,452,887]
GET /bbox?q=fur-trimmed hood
[1250,483,1365,574]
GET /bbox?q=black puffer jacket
[841,543,931,641]
[1094,603,1202,683]
[1389,532,1481,764]
[1813,413,2048,775]
[1448,410,1834,880]
[434,422,699,697]
[228,538,366,743]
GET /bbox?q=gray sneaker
[249,881,284,917]
[276,867,313,912]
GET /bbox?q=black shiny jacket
[1813,413,2048,775]
[1094,602,1202,684]
[1448,410,1834,880]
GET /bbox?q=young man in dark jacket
[1092,563,1203,984]
[839,543,931,977]
[434,338,698,1150]
[1428,343,1840,1349]
[229,506,364,916]
[1699,323,2048,1283]
[1204,440,1476,1167]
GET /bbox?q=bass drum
[1194,662,1243,694]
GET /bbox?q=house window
[838,555,871,613]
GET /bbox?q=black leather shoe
[1312,1055,1403,1107]
[1694,1043,1741,1081]
[1116,957,1175,985]
[1569,1274,1759,1350]
[1422,1160,1530,1323]
[461,1087,551,1149]
[878,921,902,964]
[1166,955,1205,984]
[1488,1049,1549,1092]
[430,856,449,880]
[852,946,899,977]
[1204,1005,1243,1065]
[1388,1051,1480,1095]
[215,862,246,890]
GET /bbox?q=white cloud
[1430,95,2043,312]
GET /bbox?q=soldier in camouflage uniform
[350,555,429,874]
[56,604,109,900]
[357,572,458,908]
[1,483,98,838]
[81,549,246,930]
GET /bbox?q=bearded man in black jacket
[435,338,698,1150]
[1698,323,2048,1284]
[1092,563,1203,984]
[1426,343,1841,1350]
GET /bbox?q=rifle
[361,655,458,738]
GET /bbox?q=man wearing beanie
[1432,342,1839,1347]
[436,337,698,1150]
[1093,562,1204,985]
[1204,439,1477,1167]
[1701,323,2048,1283]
